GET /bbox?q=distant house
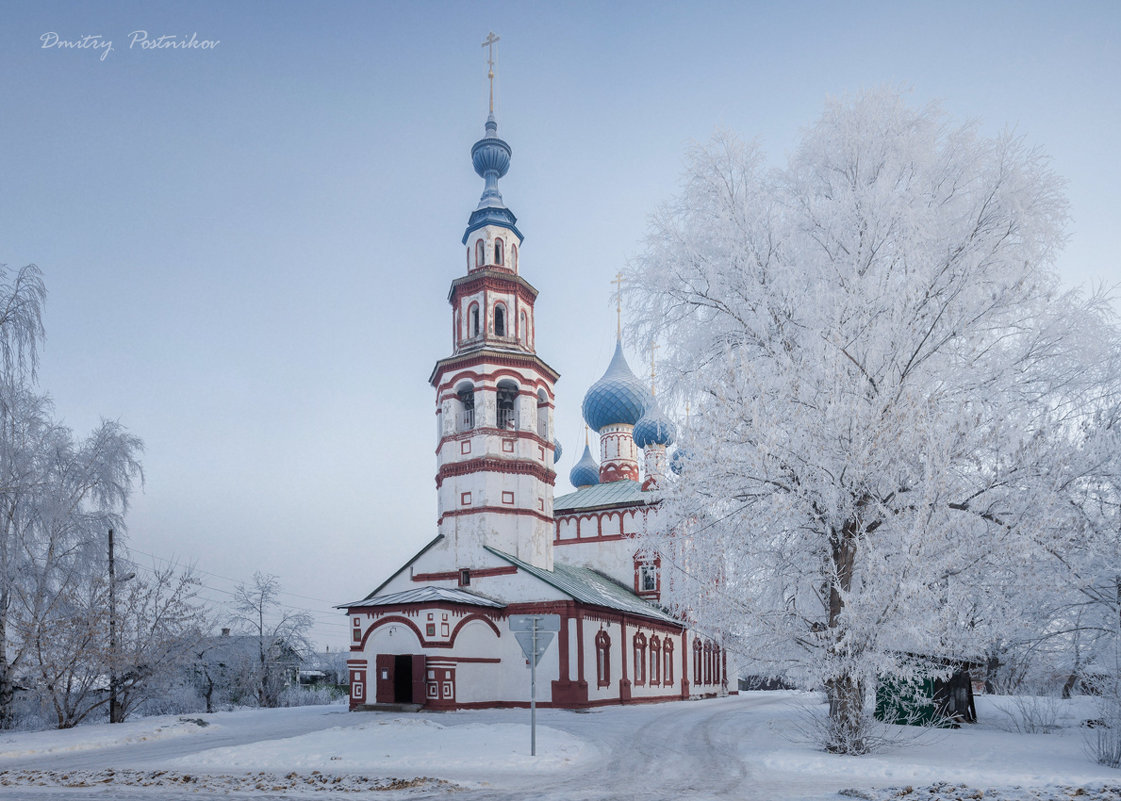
[194,628,301,711]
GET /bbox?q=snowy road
[2,694,1120,800]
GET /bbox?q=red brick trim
[449,272,539,306]
[437,426,556,456]
[353,610,502,651]
[436,457,556,487]
[430,352,560,386]
[439,506,555,525]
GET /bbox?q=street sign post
[509,614,560,755]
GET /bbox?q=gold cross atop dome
[482,32,500,113]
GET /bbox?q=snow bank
[0,715,212,760]
[166,715,589,779]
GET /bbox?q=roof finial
[649,342,659,395]
[482,32,500,115]
[584,424,590,446]
[613,271,624,340]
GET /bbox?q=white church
[339,74,734,711]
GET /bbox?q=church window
[457,384,475,430]
[426,623,436,637]
[511,243,518,271]
[459,569,470,586]
[714,644,722,686]
[704,641,712,685]
[633,632,647,686]
[595,630,611,688]
[693,639,702,686]
[475,239,485,268]
[638,562,658,593]
[536,388,548,437]
[469,303,480,338]
[663,638,674,685]
[494,238,504,265]
[519,311,528,345]
[494,303,506,337]
[650,635,660,686]
[496,380,518,430]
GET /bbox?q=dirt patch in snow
[0,767,454,793]
[840,783,1121,800]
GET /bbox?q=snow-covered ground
[0,692,1119,799]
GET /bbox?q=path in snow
[3,694,1121,800]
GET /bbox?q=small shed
[875,656,979,728]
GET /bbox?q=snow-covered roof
[485,547,680,625]
[555,479,653,512]
[337,586,505,610]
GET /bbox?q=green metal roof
[485,547,681,626]
[554,479,656,512]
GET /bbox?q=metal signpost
[509,614,560,756]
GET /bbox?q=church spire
[463,32,522,244]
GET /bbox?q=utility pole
[108,527,122,723]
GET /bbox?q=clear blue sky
[2,1,1118,647]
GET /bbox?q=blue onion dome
[463,113,522,244]
[471,113,511,209]
[634,398,677,448]
[669,448,691,476]
[582,340,651,431]
[569,443,601,488]
[553,438,563,464]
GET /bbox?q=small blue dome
[669,448,691,475]
[582,340,650,431]
[462,113,523,244]
[553,438,563,464]
[569,443,600,488]
[634,398,677,448]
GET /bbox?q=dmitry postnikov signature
[39,31,220,61]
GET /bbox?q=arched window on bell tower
[511,244,518,273]
[494,303,506,337]
[457,382,475,431]
[475,239,485,269]
[519,311,528,346]
[496,380,518,430]
[494,238,504,266]
[469,302,480,338]
[536,388,549,438]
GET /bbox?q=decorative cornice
[449,271,539,304]
[436,457,556,487]
[430,350,560,386]
[439,505,555,525]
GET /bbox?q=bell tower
[428,41,559,570]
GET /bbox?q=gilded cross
[482,32,500,113]
[650,342,659,394]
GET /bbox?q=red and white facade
[340,108,734,712]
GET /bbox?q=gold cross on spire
[613,271,624,340]
[482,32,500,113]
[649,342,659,395]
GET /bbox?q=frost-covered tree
[230,572,311,708]
[629,90,1121,753]
[110,562,208,721]
[0,263,151,729]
